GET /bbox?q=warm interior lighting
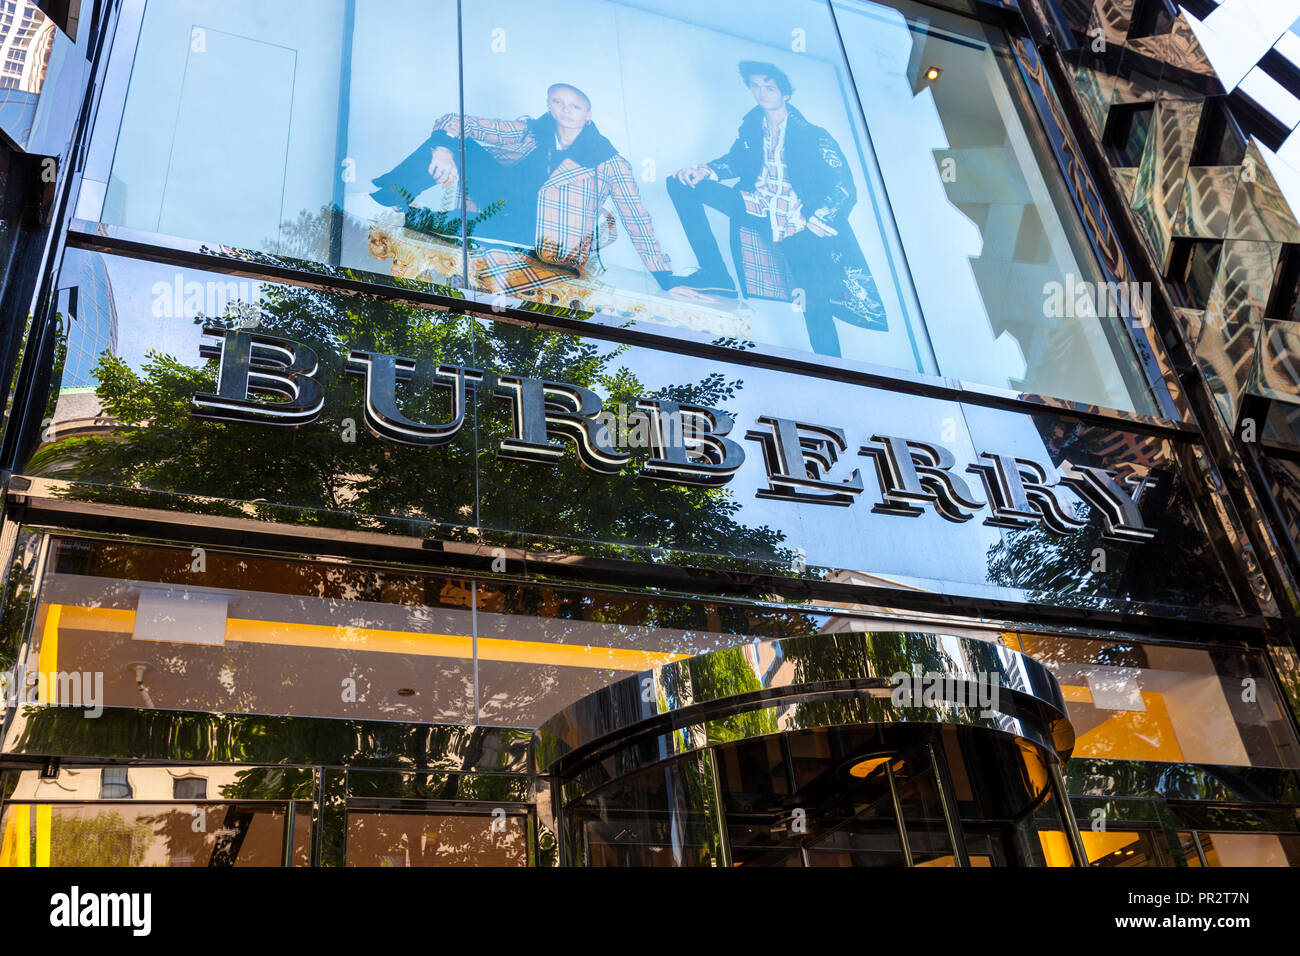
[924,66,942,81]
[848,756,891,778]
[49,604,690,671]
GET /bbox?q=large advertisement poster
[98,0,1156,413]
[341,0,924,368]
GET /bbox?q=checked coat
[431,113,672,279]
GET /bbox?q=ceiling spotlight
[924,66,942,82]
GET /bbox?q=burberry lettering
[192,328,1161,543]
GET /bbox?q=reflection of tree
[984,509,1236,611]
[985,525,1109,608]
[345,812,526,867]
[139,807,213,866]
[48,809,151,866]
[981,421,1240,611]
[687,649,777,742]
[0,534,37,677]
[29,209,788,566]
[140,805,287,867]
[1066,756,1297,806]
[219,767,315,801]
[795,631,942,686]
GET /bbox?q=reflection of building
[0,2,54,146]
[3,0,1300,880]
[1,766,304,867]
[31,249,121,459]
[59,248,118,388]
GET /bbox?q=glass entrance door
[716,733,948,866]
[563,723,1080,867]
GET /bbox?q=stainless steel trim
[928,740,970,867]
[886,761,914,868]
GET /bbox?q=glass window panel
[1019,633,1300,768]
[346,770,530,803]
[35,251,479,528]
[1261,455,1300,554]
[29,248,1237,620]
[99,767,131,799]
[716,736,806,866]
[30,537,478,723]
[1080,828,1164,867]
[1032,787,1075,868]
[938,725,1077,867]
[2,766,313,867]
[1194,832,1300,867]
[104,2,333,250]
[1104,104,1153,168]
[0,801,304,867]
[1176,830,1204,866]
[99,1,461,271]
[58,250,120,389]
[345,810,527,867]
[832,0,1157,413]
[890,752,955,866]
[1168,239,1223,310]
[172,777,208,800]
[96,0,944,376]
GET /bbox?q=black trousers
[667,177,846,356]
[372,137,536,247]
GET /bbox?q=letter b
[192,328,324,426]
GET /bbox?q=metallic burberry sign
[191,329,1161,543]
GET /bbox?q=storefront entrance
[564,724,1075,866]
[536,630,1084,866]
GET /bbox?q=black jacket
[706,104,856,227]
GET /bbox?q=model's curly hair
[738,60,793,96]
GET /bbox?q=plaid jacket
[433,113,671,273]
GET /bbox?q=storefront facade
[0,0,1299,867]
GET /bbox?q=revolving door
[535,631,1082,866]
